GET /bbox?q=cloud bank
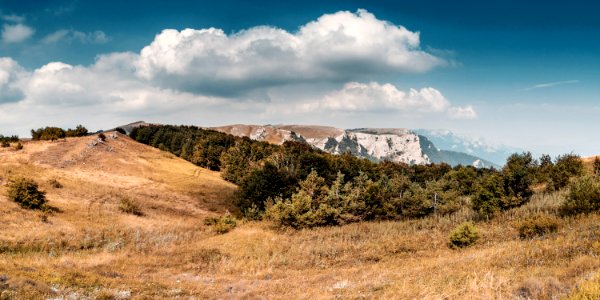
[0,9,476,135]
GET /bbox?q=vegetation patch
[31,125,88,141]
[448,222,479,249]
[204,215,237,234]
[516,214,560,239]
[7,178,48,210]
[118,197,143,216]
[560,175,600,215]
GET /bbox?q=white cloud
[43,29,109,44]
[1,14,25,23]
[522,80,579,91]
[289,82,475,119]
[1,23,34,43]
[0,57,26,103]
[306,82,450,113]
[135,9,444,95]
[0,10,476,136]
[448,105,477,119]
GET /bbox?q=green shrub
[65,125,88,137]
[0,141,9,148]
[118,197,143,216]
[30,126,66,141]
[549,153,584,191]
[448,222,479,249]
[501,152,535,208]
[7,178,47,210]
[516,214,560,239]
[472,174,504,216]
[560,175,600,215]
[204,215,237,234]
[98,133,107,141]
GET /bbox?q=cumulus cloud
[0,57,26,103]
[307,82,449,113]
[43,29,109,44]
[1,23,34,43]
[0,10,476,135]
[135,9,444,96]
[292,82,474,118]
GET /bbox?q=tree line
[31,125,89,141]
[130,125,589,228]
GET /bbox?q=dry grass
[1,136,599,299]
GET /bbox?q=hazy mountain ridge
[213,124,496,167]
[414,129,519,166]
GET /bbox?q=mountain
[214,124,497,168]
[413,129,520,166]
[418,135,498,168]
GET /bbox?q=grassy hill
[1,133,600,299]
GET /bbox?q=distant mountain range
[213,124,502,168]
[413,129,520,166]
[116,122,513,168]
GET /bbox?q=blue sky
[1,0,599,156]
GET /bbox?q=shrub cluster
[0,134,19,143]
[516,214,560,239]
[31,125,88,141]
[266,170,464,228]
[0,134,18,148]
[7,178,47,210]
[560,175,600,215]
[204,215,237,234]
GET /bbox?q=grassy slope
[0,135,599,299]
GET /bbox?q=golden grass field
[1,134,600,299]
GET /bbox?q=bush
[472,174,504,216]
[7,178,47,210]
[48,178,63,189]
[448,222,479,249]
[98,133,107,141]
[560,175,600,215]
[548,153,584,191]
[31,126,66,141]
[594,157,600,176]
[0,141,9,148]
[501,152,535,208]
[65,125,88,137]
[516,214,560,239]
[204,215,237,234]
[118,197,143,216]
[15,142,23,150]
[115,127,127,135]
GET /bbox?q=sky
[1,0,599,156]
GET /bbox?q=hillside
[213,124,497,167]
[1,133,600,298]
[0,133,238,298]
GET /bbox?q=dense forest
[130,125,594,228]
